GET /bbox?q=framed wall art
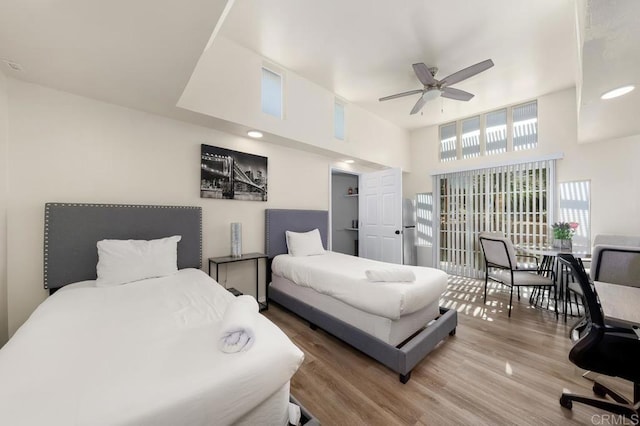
[200,144,268,201]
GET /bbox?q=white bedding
[0,268,304,426]
[271,252,448,320]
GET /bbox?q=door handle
[395,230,401,235]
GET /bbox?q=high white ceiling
[1,0,638,143]
[219,0,578,130]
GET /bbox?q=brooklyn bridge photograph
[200,144,268,201]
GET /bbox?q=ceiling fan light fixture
[601,85,635,100]
[247,130,263,138]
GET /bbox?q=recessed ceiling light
[247,130,263,138]
[344,159,355,164]
[601,85,635,100]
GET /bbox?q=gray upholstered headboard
[265,209,328,258]
[44,203,202,291]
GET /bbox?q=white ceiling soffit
[578,0,640,143]
[0,0,229,117]
[219,0,578,130]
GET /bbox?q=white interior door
[359,168,403,263]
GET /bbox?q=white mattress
[0,268,304,426]
[272,252,448,320]
[271,274,441,346]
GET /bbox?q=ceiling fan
[379,59,494,115]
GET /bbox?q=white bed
[0,268,304,426]
[265,208,458,383]
[271,252,447,345]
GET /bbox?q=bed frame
[43,203,202,292]
[265,208,457,383]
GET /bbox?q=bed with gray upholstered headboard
[44,202,202,292]
[265,208,457,384]
[0,202,308,426]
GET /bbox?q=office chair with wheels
[557,253,640,423]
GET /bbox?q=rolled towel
[365,268,416,282]
[218,295,259,353]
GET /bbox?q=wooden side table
[208,252,268,311]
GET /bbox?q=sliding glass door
[434,159,555,278]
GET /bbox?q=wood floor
[264,276,629,425]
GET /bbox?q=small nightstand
[208,253,268,311]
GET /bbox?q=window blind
[433,159,555,278]
[486,109,507,155]
[558,180,590,250]
[513,101,538,151]
[440,122,457,162]
[461,116,481,159]
[416,192,434,246]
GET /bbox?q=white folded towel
[365,268,416,282]
[218,295,259,353]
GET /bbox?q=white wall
[5,78,374,336]
[0,71,8,345]
[405,87,640,241]
[178,36,411,171]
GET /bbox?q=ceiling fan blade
[378,89,424,102]
[412,63,437,86]
[410,93,428,115]
[441,87,474,101]
[440,59,494,87]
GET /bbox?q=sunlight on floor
[442,274,558,321]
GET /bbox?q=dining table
[516,245,591,320]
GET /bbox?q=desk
[208,253,268,311]
[594,281,640,326]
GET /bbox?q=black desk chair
[557,253,640,422]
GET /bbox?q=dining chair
[557,253,640,421]
[478,234,557,318]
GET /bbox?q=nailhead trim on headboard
[43,203,202,290]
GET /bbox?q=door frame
[328,166,361,251]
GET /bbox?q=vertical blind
[433,159,555,278]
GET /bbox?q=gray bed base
[265,208,457,383]
[44,203,202,291]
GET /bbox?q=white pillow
[285,229,325,257]
[96,235,182,286]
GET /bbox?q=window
[558,180,590,250]
[434,159,554,278]
[261,67,282,118]
[439,122,457,162]
[485,109,507,155]
[513,101,538,151]
[461,116,480,159]
[416,193,434,246]
[334,101,345,140]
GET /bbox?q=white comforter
[272,252,448,320]
[0,269,304,426]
